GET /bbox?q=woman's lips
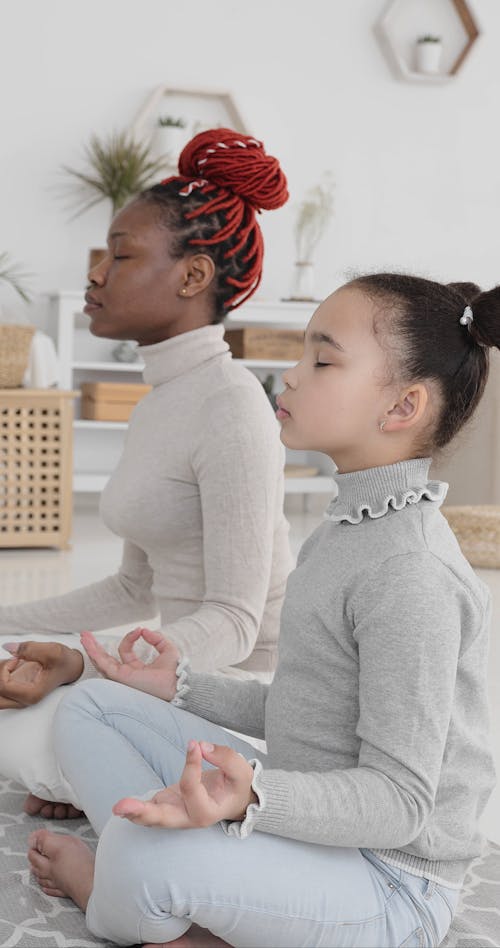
[83,293,102,314]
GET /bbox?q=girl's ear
[384,383,429,433]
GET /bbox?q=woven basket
[442,505,500,569]
[0,324,35,387]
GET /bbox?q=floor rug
[0,777,498,947]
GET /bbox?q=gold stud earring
[379,420,386,432]
[180,287,187,296]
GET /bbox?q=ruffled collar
[140,324,229,387]
[325,458,448,525]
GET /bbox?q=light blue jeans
[54,680,460,948]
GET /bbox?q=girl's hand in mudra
[80,627,180,702]
[113,740,257,829]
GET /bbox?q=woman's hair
[349,273,500,451]
[138,128,288,321]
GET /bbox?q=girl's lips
[275,399,291,420]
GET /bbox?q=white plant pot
[289,262,316,301]
[154,125,186,163]
[416,41,443,75]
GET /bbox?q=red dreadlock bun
[178,128,288,210]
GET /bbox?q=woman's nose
[88,252,110,286]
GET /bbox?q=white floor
[0,494,498,844]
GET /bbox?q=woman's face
[84,200,209,345]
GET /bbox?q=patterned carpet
[0,776,498,948]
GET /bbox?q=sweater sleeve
[173,662,268,739]
[226,553,474,847]
[160,385,285,671]
[0,540,158,639]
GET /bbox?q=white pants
[0,633,82,805]
[53,679,460,948]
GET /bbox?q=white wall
[1,0,498,502]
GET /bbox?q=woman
[0,128,293,816]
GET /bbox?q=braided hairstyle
[138,128,288,321]
[349,273,500,452]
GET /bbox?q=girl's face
[84,200,211,345]
[278,286,397,473]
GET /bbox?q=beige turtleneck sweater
[0,325,293,674]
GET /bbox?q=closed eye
[314,361,331,368]
[113,255,130,260]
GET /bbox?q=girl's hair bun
[446,281,481,303]
[178,128,289,211]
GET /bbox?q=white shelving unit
[48,292,335,497]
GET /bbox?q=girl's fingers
[117,627,145,664]
[112,797,147,819]
[179,742,216,825]
[199,742,249,781]
[113,796,186,828]
[79,632,121,678]
[138,628,168,652]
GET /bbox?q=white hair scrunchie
[459,305,474,327]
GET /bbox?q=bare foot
[143,922,231,947]
[28,829,94,910]
[24,792,84,820]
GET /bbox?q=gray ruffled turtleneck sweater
[0,325,293,674]
[174,458,496,888]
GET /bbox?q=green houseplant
[0,252,32,303]
[62,130,169,220]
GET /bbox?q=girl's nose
[282,364,298,389]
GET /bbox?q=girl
[0,128,293,817]
[28,274,496,947]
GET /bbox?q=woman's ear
[384,383,429,433]
[179,254,216,298]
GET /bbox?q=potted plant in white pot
[0,253,35,388]
[289,172,335,301]
[61,130,169,269]
[154,115,188,165]
[416,35,443,75]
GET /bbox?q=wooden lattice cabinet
[0,389,76,549]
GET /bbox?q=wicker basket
[0,388,76,549]
[0,324,35,387]
[442,505,500,569]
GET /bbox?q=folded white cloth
[23,331,60,388]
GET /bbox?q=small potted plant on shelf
[0,253,35,388]
[289,172,335,301]
[416,35,443,75]
[155,115,188,161]
[62,130,170,269]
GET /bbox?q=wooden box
[0,389,76,549]
[81,382,152,422]
[442,505,500,569]
[224,328,304,361]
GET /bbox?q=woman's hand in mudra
[113,740,257,829]
[0,642,84,709]
[80,627,180,702]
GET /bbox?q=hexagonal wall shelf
[131,85,249,170]
[376,0,480,83]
